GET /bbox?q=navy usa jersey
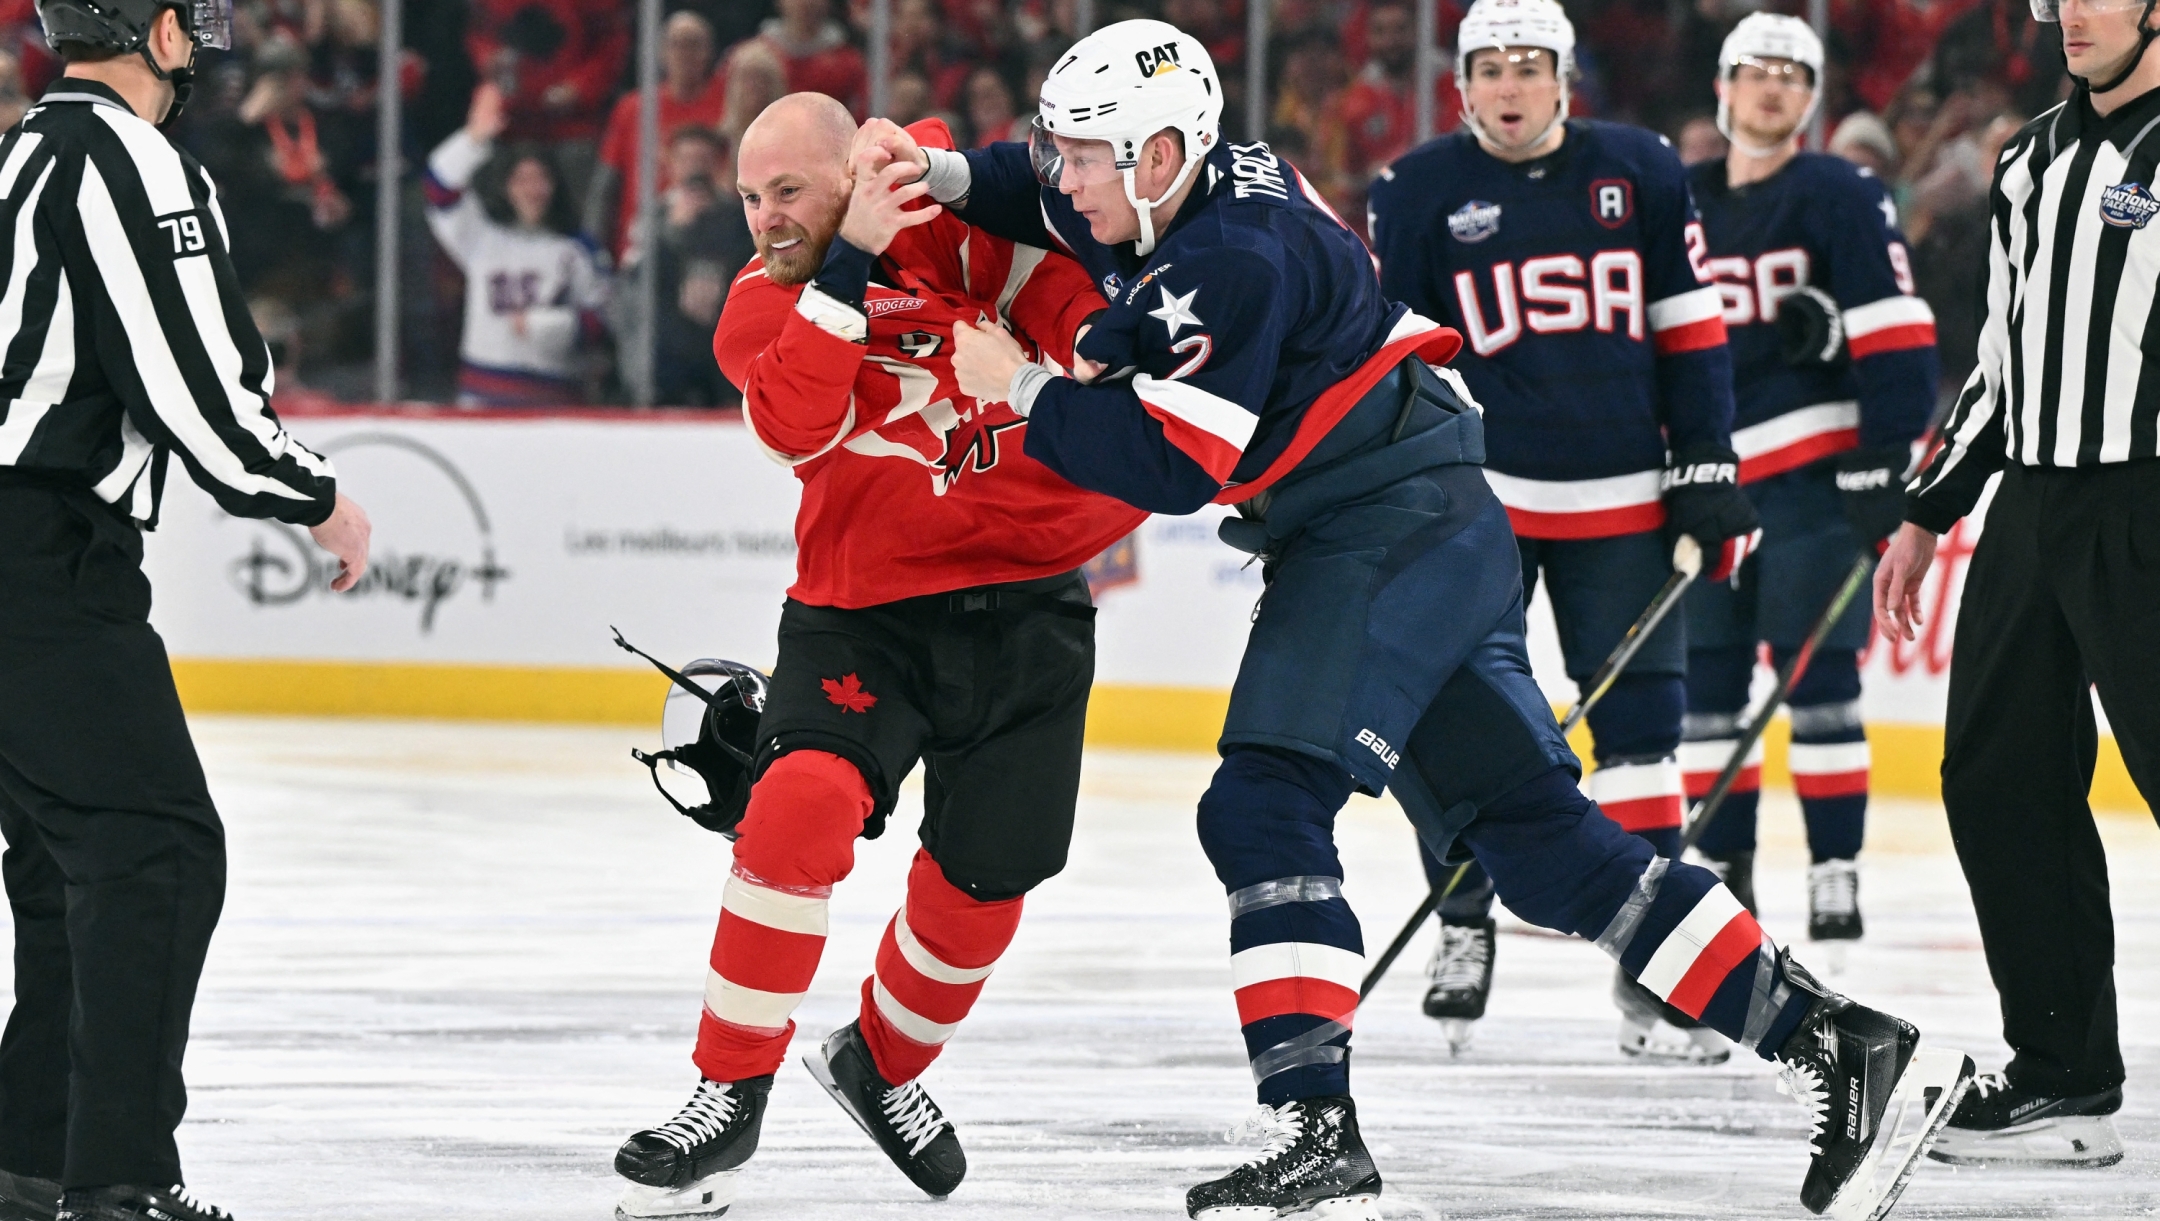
[1688,152,1938,481]
[958,137,1457,514]
[1368,119,1734,538]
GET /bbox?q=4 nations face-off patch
[2099,181,2160,230]
[1448,200,1503,243]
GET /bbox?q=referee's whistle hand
[309,493,372,592]
[1873,521,1938,643]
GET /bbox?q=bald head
[736,94,858,286]
[739,93,856,178]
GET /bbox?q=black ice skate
[0,1168,59,1221]
[614,1074,773,1219]
[54,1185,230,1221]
[1613,968,1730,1065]
[1808,859,1863,942]
[1772,954,1973,1220]
[1185,1096,1381,1220]
[1925,1071,2124,1168]
[803,1021,966,1198]
[1422,917,1494,1054]
[1698,849,1757,916]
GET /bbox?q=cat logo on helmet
[611,628,768,839]
[1136,42,1184,77]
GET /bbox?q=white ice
[5,716,2156,1220]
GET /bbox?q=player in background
[608,95,1144,1218]
[1366,0,1760,1065]
[1681,14,1937,946]
[881,19,1968,1221]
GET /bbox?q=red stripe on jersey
[1651,315,1727,356]
[1683,763,1761,800]
[1794,769,1870,799]
[1665,911,1764,1019]
[1233,977,1360,1027]
[1849,321,1937,359]
[1140,398,1247,484]
[1739,427,1859,483]
[1599,792,1684,833]
[1504,500,1667,540]
[711,910,826,994]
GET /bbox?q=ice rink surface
[7,716,2157,1221]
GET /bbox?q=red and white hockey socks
[859,848,1022,1084]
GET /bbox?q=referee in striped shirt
[0,4,369,1219]
[1875,0,2159,1171]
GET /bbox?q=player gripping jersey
[1681,13,1939,948]
[610,100,1144,1217]
[1366,0,1761,1064]
[880,17,1969,1221]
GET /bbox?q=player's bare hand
[837,154,941,257]
[1070,323,1106,383]
[858,119,928,181]
[953,320,1027,403]
[310,493,371,593]
[1872,521,1938,643]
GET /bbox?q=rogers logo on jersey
[2100,182,2160,230]
[867,296,927,318]
[1448,200,1503,243]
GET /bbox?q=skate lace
[1808,862,1857,918]
[166,1185,231,1220]
[1967,1071,2009,1100]
[1775,1059,1832,1155]
[1428,924,1491,991]
[881,1079,949,1158]
[1223,1102,1305,1168]
[652,1079,740,1150]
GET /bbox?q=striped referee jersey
[1910,85,2160,532]
[0,79,334,528]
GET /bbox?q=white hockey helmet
[1716,13,1825,148]
[1454,0,1577,151]
[1033,18,1223,256]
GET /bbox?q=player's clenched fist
[836,149,941,257]
[952,320,1028,404]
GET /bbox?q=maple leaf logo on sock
[821,673,878,713]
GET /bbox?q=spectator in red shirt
[1833,0,1988,114]
[963,65,1024,147]
[758,0,869,118]
[586,11,725,263]
[466,0,632,194]
[891,0,973,111]
[1319,0,1457,227]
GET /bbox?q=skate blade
[800,1048,882,1147]
[1618,1020,1732,1066]
[1824,1043,1975,1221]
[1926,1114,2124,1168]
[1441,1018,1476,1056]
[1192,1193,1381,1220]
[616,1170,738,1220]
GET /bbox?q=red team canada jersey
[715,123,1145,609]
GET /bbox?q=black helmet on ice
[612,628,767,839]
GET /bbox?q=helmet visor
[2030,0,2148,20]
[190,0,234,49]
[1028,115,1125,189]
[1028,115,1062,187]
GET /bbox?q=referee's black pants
[1942,460,2160,1099]
[0,482,225,1189]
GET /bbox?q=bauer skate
[1185,1096,1382,1220]
[804,1021,966,1198]
[0,1168,58,1221]
[1926,1072,2124,1168]
[1772,953,1973,1220]
[54,1186,230,1221]
[1613,968,1730,1065]
[1422,917,1494,1054]
[614,1075,772,1219]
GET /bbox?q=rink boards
[140,406,2140,807]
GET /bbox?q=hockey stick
[1359,861,1469,1001]
[1679,553,1874,854]
[1561,535,1702,734]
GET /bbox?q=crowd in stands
[0,0,2069,409]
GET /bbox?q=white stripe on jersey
[1482,467,1663,513]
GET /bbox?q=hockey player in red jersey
[609,94,1143,1218]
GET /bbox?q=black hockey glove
[1834,445,1908,550]
[1662,446,1761,581]
[1778,286,1847,368]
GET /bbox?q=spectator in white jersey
[425,81,609,408]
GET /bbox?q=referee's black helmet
[34,0,233,55]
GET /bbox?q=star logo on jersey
[2100,182,2160,229]
[1447,200,1503,243]
[1148,285,1202,339]
[822,673,878,714]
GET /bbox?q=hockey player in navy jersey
[1366,0,1760,1065]
[862,16,1969,1221]
[1680,14,1938,949]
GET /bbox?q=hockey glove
[1835,445,1908,550]
[1778,286,1847,368]
[1662,446,1761,582]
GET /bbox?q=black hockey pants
[1941,460,2160,1098]
[0,480,225,1189]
